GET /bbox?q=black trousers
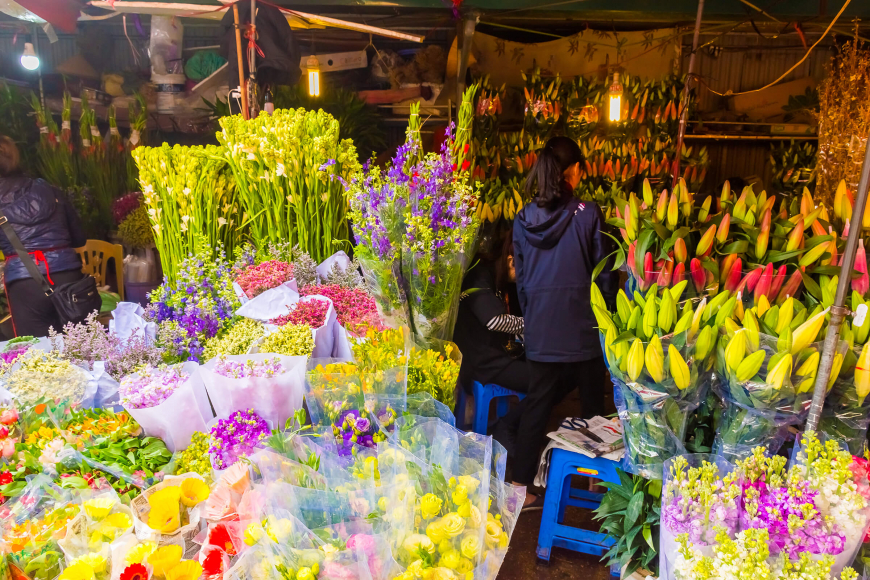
[488,358,531,394]
[503,356,608,485]
[5,270,85,337]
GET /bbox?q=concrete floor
[493,385,618,580]
[499,502,616,580]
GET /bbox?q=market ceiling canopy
[85,0,424,41]
[3,0,83,32]
[83,0,870,18]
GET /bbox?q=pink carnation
[236,260,294,299]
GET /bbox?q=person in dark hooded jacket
[0,136,86,337]
[505,136,618,509]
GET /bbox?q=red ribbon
[31,251,54,285]
[245,25,265,60]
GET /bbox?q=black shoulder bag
[0,212,101,327]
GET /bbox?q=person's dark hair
[525,136,583,210]
[493,231,515,294]
[0,136,21,177]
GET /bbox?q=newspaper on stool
[533,416,625,488]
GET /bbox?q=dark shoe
[521,494,545,513]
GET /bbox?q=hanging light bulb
[20,42,39,71]
[608,71,624,123]
[307,55,321,97]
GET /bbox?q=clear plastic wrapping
[612,375,689,480]
[820,344,870,456]
[356,250,411,331]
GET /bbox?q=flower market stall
[0,82,522,580]
[6,1,870,579]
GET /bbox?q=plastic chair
[536,447,621,574]
[455,381,526,434]
[75,240,124,301]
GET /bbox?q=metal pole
[672,0,705,188]
[233,2,248,120]
[32,24,45,111]
[455,14,477,104]
[806,135,870,430]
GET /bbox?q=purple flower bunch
[332,407,384,455]
[148,247,239,362]
[346,143,416,262]
[742,478,846,558]
[0,345,29,365]
[209,408,270,469]
[662,457,741,546]
[213,357,285,379]
[235,260,295,299]
[119,365,189,409]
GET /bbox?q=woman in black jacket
[0,136,87,337]
[453,233,527,395]
[510,136,618,508]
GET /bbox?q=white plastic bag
[197,354,306,431]
[332,323,353,360]
[316,250,352,282]
[122,362,212,452]
[90,361,122,411]
[109,302,157,344]
[234,282,299,322]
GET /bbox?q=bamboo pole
[233,2,248,119]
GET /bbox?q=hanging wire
[122,14,141,66]
[365,33,382,62]
[705,0,852,97]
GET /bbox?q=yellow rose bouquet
[386,417,524,580]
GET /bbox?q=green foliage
[272,85,386,160]
[684,391,720,454]
[0,83,37,174]
[118,204,154,248]
[593,468,662,577]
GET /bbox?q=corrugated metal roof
[686,34,832,114]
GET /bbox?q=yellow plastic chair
[75,240,124,301]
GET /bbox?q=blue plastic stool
[536,447,621,574]
[456,381,526,435]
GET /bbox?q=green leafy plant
[593,468,662,577]
[683,391,720,454]
[0,82,37,173]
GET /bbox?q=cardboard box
[729,77,816,121]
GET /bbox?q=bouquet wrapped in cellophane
[593,281,718,479]
[345,86,480,345]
